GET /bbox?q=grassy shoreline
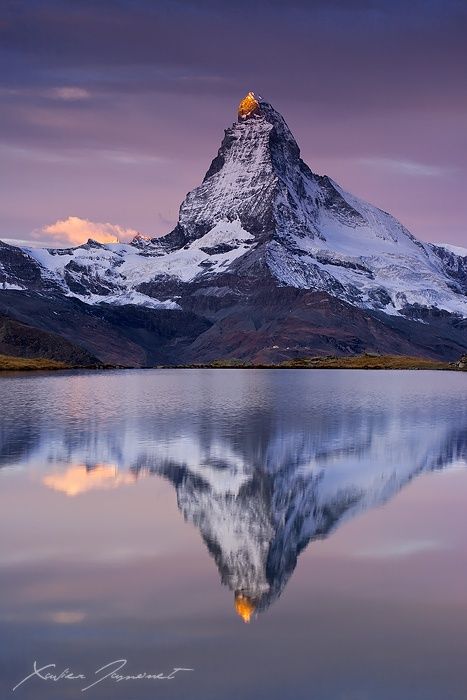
[1,353,465,373]
[179,355,462,371]
[178,355,461,371]
[0,354,113,372]
[0,355,72,371]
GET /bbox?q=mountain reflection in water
[2,370,464,623]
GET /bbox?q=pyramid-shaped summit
[238,91,261,120]
[163,90,305,249]
[1,92,466,365]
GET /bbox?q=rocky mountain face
[0,312,98,366]
[1,92,466,364]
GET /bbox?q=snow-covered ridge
[18,219,254,306]
[436,242,467,258]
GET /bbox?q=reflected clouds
[42,463,140,497]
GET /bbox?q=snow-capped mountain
[1,92,466,363]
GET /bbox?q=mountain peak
[234,593,256,623]
[238,91,261,121]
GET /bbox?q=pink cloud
[34,216,139,247]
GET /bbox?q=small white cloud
[50,86,91,101]
[359,157,454,177]
[33,216,140,247]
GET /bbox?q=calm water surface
[1,369,466,700]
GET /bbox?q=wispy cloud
[352,538,446,559]
[49,86,91,101]
[0,86,91,101]
[0,143,168,167]
[358,157,455,177]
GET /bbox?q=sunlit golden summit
[238,91,260,120]
[234,593,257,623]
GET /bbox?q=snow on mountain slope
[437,243,467,257]
[1,92,466,319]
[176,119,276,241]
[21,219,254,304]
[265,177,467,315]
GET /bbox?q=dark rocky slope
[0,312,98,366]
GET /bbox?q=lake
[1,369,466,700]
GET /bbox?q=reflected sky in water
[0,369,466,699]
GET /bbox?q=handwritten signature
[12,659,193,693]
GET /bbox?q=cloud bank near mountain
[32,216,139,247]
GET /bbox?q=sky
[0,0,466,248]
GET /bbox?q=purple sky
[1,0,466,247]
